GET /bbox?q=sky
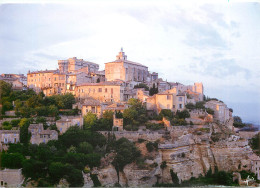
[0,0,259,124]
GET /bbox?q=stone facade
[105,49,148,82]
[146,88,187,114]
[58,57,99,74]
[81,97,102,118]
[56,116,83,134]
[113,115,123,131]
[0,74,27,90]
[0,130,20,145]
[205,100,232,124]
[28,123,58,144]
[76,82,124,102]
[0,169,24,187]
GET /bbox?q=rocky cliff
[84,121,255,187]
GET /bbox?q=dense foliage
[0,81,76,118]
[149,83,158,96]
[134,83,149,91]
[123,98,147,130]
[233,116,246,128]
[1,126,106,187]
[112,137,141,182]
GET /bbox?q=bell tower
[116,47,127,60]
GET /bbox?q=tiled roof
[28,123,44,130]
[106,59,148,68]
[77,81,122,86]
[28,70,58,74]
[83,97,101,106]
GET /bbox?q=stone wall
[99,131,165,142]
[0,168,24,186]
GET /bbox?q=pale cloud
[0,1,259,124]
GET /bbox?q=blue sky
[0,1,259,124]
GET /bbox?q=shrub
[159,109,173,119]
[145,122,164,130]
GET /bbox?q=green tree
[112,138,140,182]
[170,169,179,186]
[1,152,25,169]
[176,110,190,119]
[0,80,12,98]
[159,109,173,119]
[149,83,158,96]
[77,142,93,154]
[83,112,98,129]
[134,83,149,91]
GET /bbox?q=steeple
[116,47,127,60]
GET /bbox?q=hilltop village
[0,49,259,187]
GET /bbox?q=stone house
[75,82,125,102]
[81,97,102,118]
[249,154,260,180]
[105,48,148,82]
[0,168,24,187]
[102,103,128,114]
[56,116,83,134]
[205,100,232,124]
[0,74,26,90]
[0,130,20,144]
[113,114,123,131]
[28,123,58,144]
[146,88,187,114]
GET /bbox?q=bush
[145,122,164,130]
[146,142,158,152]
[159,109,173,119]
[176,110,190,119]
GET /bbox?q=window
[111,88,113,94]
[105,88,107,93]
[178,97,182,102]
[179,104,183,109]
[167,95,171,100]
[82,89,84,93]
[172,105,175,109]
[99,88,102,92]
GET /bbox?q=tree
[112,138,140,182]
[134,83,149,91]
[19,118,31,144]
[83,112,97,129]
[195,101,205,109]
[149,83,158,96]
[77,142,93,154]
[170,169,179,186]
[1,152,25,169]
[185,103,195,110]
[103,110,114,121]
[159,109,173,119]
[123,108,138,124]
[0,80,12,98]
[233,116,245,128]
[176,110,190,119]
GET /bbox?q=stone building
[0,168,24,187]
[146,88,187,114]
[205,100,232,124]
[0,74,27,90]
[249,153,260,180]
[0,130,20,145]
[81,97,102,118]
[105,48,148,82]
[28,123,58,144]
[76,82,125,103]
[27,57,99,96]
[113,114,123,131]
[56,116,83,134]
[58,57,99,74]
